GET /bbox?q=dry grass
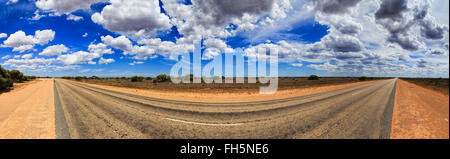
[400,78,449,95]
[72,77,385,93]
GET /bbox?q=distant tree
[131,76,144,82]
[89,76,99,79]
[145,77,153,80]
[156,74,169,82]
[359,76,367,81]
[0,66,19,90]
[0,77,13,90]
[75,76,83,81]
[0,65,10,78]
[308,75,319,80]
[8,70,25,82]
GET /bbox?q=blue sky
[0,0,449,78]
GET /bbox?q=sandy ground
[0,79,55,139]
[74,79,381,102]
[391,79,449,139]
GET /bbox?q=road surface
[54,78,397,139]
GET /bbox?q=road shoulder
[391,79,449,139]
[0,79,55,139]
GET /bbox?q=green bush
[0,65,30,90]
[9,69,25,82]
[156,74,170,82]
[308,75,319,80]
[0,77,13,90]
[75,76,83,81]
[89,76,99,79]
[0,66,10,78]
[131,76,144,82]
[359,76,367,81]
[145,77,153,80]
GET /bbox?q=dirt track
[54,78,397,139]
[0,79,55,139]
[391,79,449,139]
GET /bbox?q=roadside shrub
[0,66,10,78]
[308,75,319,80]
[0,77,13,90]
[359,76,367,81]
[145,77,153,80]
[75,76,83,81]
[131,76,144,82]
[89,76,99,80]
[9,69,25,82]
[156,74,170,82]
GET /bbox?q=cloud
[39,44,69,56]
[417,59,427,68]
[3,58,56,66]
[88,43,114,56]
[0,33,7,39]
[6,0,19,5]
[98,57,115,64]
[193,0,274,26]
[53,42,114,65]
[312,0,361,14]
[35,0,105,15]
[375,0,408,20]
[129,61,144,65]
[67,14,83,21]
[374,0,448,51]
[322,33,363,52]
[21,53,33,59]
[82,33,88,37]
[307,62,338,71]
[1,30,55,52]
[1,55,11,60]
[101,35,133,51]
[291,63,303,67]
[35,30,56,45]
[57,51,100,65]
[426,49,446,55]
[92,0,172,35]
[418,18,448,40]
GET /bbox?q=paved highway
[54,79,397,139]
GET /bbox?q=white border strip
[164,118,243,126]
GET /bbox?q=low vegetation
[308,75,319,80]
[401,78,449,95]
[359,76,367,81]
[131,76,144,82]
[61,74,388,93]
[0,65,36,92]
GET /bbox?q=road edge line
[54,79,71,139]
[380,79,397,139]
[164,117,243,126]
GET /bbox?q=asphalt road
[54,78,397,139]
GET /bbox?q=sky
[0,0,448,78]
